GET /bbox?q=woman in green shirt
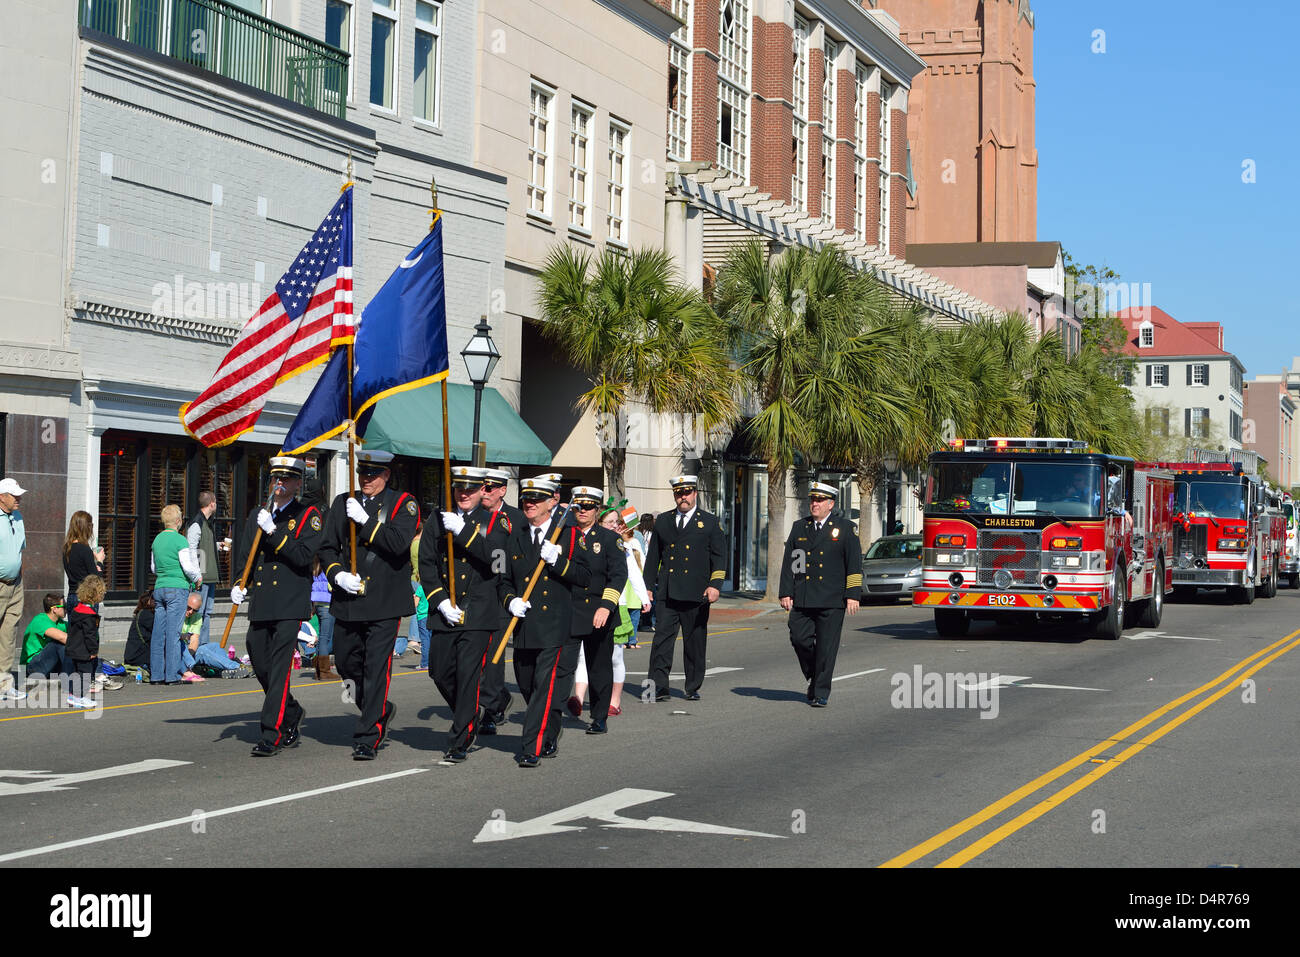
[150,504,201,684]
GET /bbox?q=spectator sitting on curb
[180,592,249,680]
[22,593,68,683]
[124,592,154,678]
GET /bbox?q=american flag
[180,188,354,447]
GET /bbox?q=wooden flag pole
[219,485,277,649]
[431,175,456,609]
[490,503,575,665]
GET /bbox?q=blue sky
[1034,0,1299,376]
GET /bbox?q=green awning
[364,382,553,465]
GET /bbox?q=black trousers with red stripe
[513,643,577,759]
[431,628,490,752]
[578,625,615,722]
[334,617,399,748]
[246,619,304,748]
[478,640,511,717]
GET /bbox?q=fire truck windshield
[926,462,1103,517]
[1177,479,1246,519]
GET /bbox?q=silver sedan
[860,535,924,602]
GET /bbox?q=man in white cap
[0,477,28,700]
[500,475,591,767]
[643,475,727,701]
[778,481,862,707]
[477,467,523,731]
[319,450,421,760]
[418,466,511,763]
[230,456,323,755]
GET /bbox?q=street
[2,590,1296,870]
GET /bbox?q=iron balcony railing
[79,0,349,120]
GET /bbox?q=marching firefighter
[778,482,862,707]
[643,475,727,701]
[476,467,523,733]
[418,466,511,763]
[231,456,323,756]
[319,450,421,760]
[500,476,591,767]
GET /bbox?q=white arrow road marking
[0,760,192,798]
[1127,630,1220,642]
[956,675,1106,692]
[832,668,886,682]
[473,788,785,844]
[624,667,743,678]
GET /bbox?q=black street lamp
[461,314,500,464]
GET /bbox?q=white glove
[230,585,247,605]
[345,497,368,525]
[299,621,318,646]
[257,509,276,534]
[539,541,561,566]
[508,597,531,618]
[437,599,465,625]
[335,571,363,595]
[440,511,465,535]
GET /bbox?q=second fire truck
[913,437,1176,640]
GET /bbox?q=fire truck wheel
[1231,582,1255,605]
[1262,557,1278,599]
[1095,564,1126,640]
[1136,561,1164,628]
[934,609,970,637]
[1291,573,1299,590]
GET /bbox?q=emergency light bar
[948,437,1088,452]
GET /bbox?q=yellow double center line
[881,627,1300,868]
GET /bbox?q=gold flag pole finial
[430,175,439,228]
[342,150,354,193]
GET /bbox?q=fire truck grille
[976,530,1042,587]
[1174,525,1208,565]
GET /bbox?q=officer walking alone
[319,450,421,760]
[643,475,726,702]
[475,466,523,734]
[778,482,862,707]
[231,456,323,755]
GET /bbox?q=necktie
[677,513,685,530]
[534,527,542,547]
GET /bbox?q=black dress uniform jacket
[778,514,864,606]
[235,499,324,622]
[501,520,591,648]
[319,487,422,620]
[418,504,512,633]
[565,521,629,635]
[643,508,727,601]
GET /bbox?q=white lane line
[832,668,886,682]
[0,767,429,863]
[624,667,744,678]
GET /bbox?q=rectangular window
[98,433,141,594]
[1190,363,1208,386]
[370,0,397,110]
[1230,411,1242,442]
[791,16,808,211]
[326,0,354,101]
[1140,324,1153,347]
[878,78,891,247]
[1152,363,1168,387]
[667,0,691,160]
[1145,408,1170,437]
[569,100,594,231]
[821,38,836,224]
[1187,408,1210,439]
[528,81,554,217]
[413,0,442,124]
[607,118,630,244]
[716,0,750,181]
[853,61,869,240]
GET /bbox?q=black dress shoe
[445,748,468,763]
[810,697,828,708]
[685,692,701,701]
[493,692,512,724]
[586,719,607,734]
[654,691,671,702]
[516,753,540,768]
[250,741,279,757]
[478,713,498,736]
[283,726,301,749]
[352,743,377,760]
[540,742,558,759]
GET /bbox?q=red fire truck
[1141,452,1284,603]
[1280,492,1298,589]
[913,437,1176,640]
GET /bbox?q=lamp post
[882,452,900,535]
[461,315,500,466]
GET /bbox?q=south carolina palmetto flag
[179,187,354,447]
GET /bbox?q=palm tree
[715,239,895,598]
[536,245,737,497]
